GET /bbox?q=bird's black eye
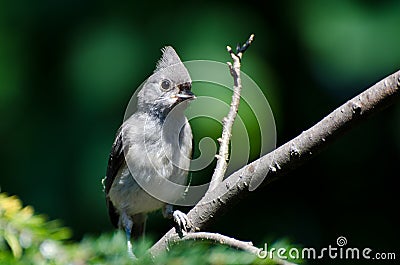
[161,79,171,90]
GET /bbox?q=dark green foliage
[1,193,300,265]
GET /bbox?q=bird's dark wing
[104,128,125,228]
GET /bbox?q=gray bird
[103,46,195,257]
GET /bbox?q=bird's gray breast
[109,112,192,215]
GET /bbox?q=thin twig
[152,232,298,265]
[208,34,255,191]
[149,69,400,257]
[168,232,258,254]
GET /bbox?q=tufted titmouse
[102,46,195,257]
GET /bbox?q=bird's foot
[173,210,192,237]
[127,240,137,260]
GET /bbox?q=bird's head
[137,47,195,118]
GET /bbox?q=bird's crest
[155,46,184,72]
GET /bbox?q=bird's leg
[121,212,137,259]
[163,204,192,237]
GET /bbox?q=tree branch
[167,232,258,254]
[150,69,400,257]
[164,232,297,265]
[209,34,255,191]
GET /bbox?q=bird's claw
[173,210,192,236]
[127,240,137,260]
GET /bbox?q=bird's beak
[176,83,196,101]
[176,89,196,100]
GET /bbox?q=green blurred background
[1,0,399,258]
